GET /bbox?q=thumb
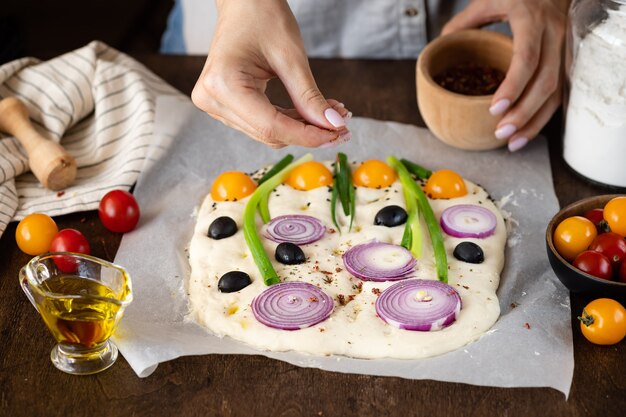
[275,54,346,131]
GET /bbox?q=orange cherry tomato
[211,171,257,201]
[604,196,626,237]
[423,169,467,199]
[15,213,59,255]
[286,161,333,191]
[553,216,597,262]
[352,160,396,188]
[579,298,626,345]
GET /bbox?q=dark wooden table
[1,55,624,417]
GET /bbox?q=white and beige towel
[0,41,182,239]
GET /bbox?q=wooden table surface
[0,55,624,417]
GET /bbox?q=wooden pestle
[0,97,77,190]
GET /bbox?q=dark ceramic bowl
[546,194,626,302]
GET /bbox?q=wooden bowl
[416,30,513,151]
[546,195,626,302]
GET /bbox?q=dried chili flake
[434,62,505,96]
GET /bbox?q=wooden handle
[0,97,77,190]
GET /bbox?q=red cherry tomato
[573,250,613,280]
[584,208,604,225]
[50,229,91,273]
[98,190,140,233]
[588,232,626,267]
[619,261,626,283]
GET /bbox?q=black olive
[208,216,238,239]
[374,205,408,227]
[218,271,251,293]
[275,242,306,265]
[453,242,485,264]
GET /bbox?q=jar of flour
[563,0,626,188]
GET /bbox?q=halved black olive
[275,242,306,265]
[453,242,485,264]
[218,271,252,293]
[374,205,408,227]
[208,216,238,240]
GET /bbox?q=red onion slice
[376,279,461,331]
[440,204,497,239]
[252,282,334,330]
[343,242,417,282]
[264,215,326,245]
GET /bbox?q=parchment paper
[113,96,573,397]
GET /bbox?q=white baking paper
[113,96,573,397]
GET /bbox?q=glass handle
[19,267,39,311]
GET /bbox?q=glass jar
[563,0,626,188]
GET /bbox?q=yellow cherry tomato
[604,196,626,237]
[423,169,467,199]
[579,298,626,345]
[15,213,59,255]
[553,216,597,262]
[210,171,257,201]
[352,160,396,188]
[286,161,333,191]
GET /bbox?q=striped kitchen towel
[0,41,182,239]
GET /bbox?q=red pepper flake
[510,302,519,309]
[328,228,336,234]
[434,62,505,96]
[320,270,333,275]
[319,328,325,333]
[371,288,381,296]
[462,285,470,290]
[308,296,319,303]
[313,265,320,271]
[335,267,343,273]
[524,322,531,330]
[337,294,346,306]
[56,191,65,197]
[347,295,355,302]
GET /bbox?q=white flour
[563,3,626,187]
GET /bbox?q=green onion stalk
[388,156,448,283]
[244,154,313,285]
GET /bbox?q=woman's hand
[443,0,569,151]
[192,0,351,149]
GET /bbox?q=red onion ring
[264,215,326,245]
[440,204,497,239]
[343,242,416,282]
[375,279,461,331]
[251,282,334,330]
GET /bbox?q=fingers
[489,6,543,116]
[442,0,505,35]
[506,89,561,152]
[273,51,347,131]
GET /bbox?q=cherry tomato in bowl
[99,190,140,233]
[588,232,626,267]
[553,216,597,262]
[15,213,58,255]
[604,196,626,237]
[50,229,91,273]
[573,250,613,280]
[578,298,626,345]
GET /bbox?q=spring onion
[244,154,313,285]
[388,156,448,283]
[257,154,294,223]
[400,158,432,180]
[329,152,355,232]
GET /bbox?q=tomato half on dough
[579,298,626,345]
